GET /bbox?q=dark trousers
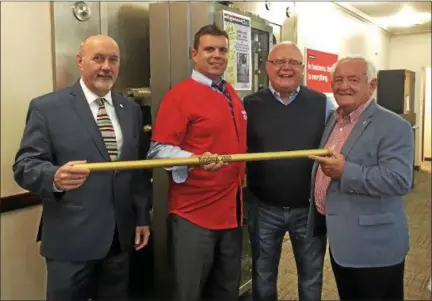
[330,250,405,300]
[248,202,326,301]
[169,214,242,301]
[46,227,130,301]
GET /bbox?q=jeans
[248,201,326,301]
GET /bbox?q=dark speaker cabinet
[377,69,417,189]
[377,69,415,115]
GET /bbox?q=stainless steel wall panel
[169,2,192,87]
[52,1,101,89]
[101,2,151,91]
[190,2,215,41]
[148,2,172,295]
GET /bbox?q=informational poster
[305,48,338,95]
[222,10,252,91]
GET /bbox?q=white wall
[1,2,53,300]
[1,2,54,197]
[232,2,297,44]
[389,32,432,165]
[296,2,391,73]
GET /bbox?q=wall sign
[305,48,338,93]
[222,10,252,91]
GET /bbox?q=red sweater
[151,78,247,230]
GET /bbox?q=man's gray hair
[330,55,377,83]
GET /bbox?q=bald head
[268,41,303,61]
[76,35,120,97]
[265,41,304,98]
[78,35,119,57]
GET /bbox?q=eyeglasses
[267,59,303,68]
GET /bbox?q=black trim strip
[1,193,41,214]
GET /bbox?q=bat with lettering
[74,149,331,171]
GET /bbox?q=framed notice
[222,10,252,91]
[305,48,338,94]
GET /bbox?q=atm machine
[147,2,273,299]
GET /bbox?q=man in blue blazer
[13,35,151,301]
[308,55,414,300]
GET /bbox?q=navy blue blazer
[13,81,151,261]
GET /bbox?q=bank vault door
[252,28,270,91]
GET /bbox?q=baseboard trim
[1,192,41,214]
[424,158,431,162]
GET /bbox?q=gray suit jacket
[307,101,414,268]
[13,81,151,261]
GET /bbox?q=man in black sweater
[243,41,335,301]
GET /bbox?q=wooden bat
[74,149,331,171]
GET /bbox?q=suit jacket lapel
[340,101,377,156]
[69,82,110,161]
[312,113,337,177]
[112,94,132,160]
[320,113,337,148]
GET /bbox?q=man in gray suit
[308,55,413,300]
[13,35,151,301]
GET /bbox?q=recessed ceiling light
[374,6,431,28]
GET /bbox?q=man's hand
[192,152,227,172]
[309,149,345,179]
[54,161,90,191]
[135,226,150,250]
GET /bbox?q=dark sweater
[243,86,327,207]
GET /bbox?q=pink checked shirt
[314,99,372,214]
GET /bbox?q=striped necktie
[211,81,233,112]
[96,98,118,161]
[212,81,238,139]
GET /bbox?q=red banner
[305,48,338,93]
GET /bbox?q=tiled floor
[276,162,431,300]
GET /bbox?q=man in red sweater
[148,24,247,301]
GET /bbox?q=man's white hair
[330,55,377,83]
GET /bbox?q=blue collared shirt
[268,83,337,123]
[192,69,220,89]
[268,84,300,105]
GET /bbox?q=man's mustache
[96,74,113,78]
[336,89,355,95]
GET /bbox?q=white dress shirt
[79,78,123,157]
[53,79,123,192]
